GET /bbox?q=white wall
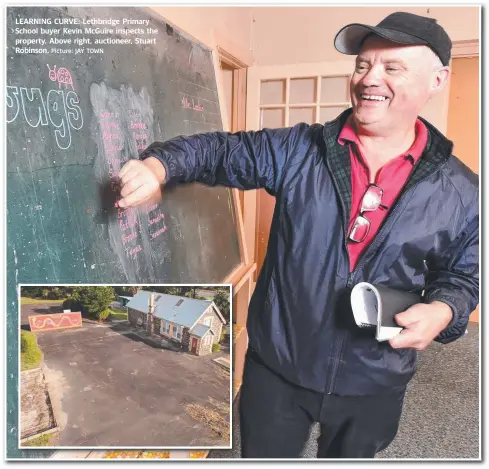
[249,6,479,134]
[149,6,254,64]
[251,6,480,66]
[146,6,479,135]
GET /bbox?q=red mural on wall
[28,312,82,332]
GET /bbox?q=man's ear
[431,66,450,95]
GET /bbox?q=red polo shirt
[338,118,428,271]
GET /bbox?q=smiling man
[117,12,479,458]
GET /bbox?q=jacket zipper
[325,167,441,394]
[324,180,353,393]
[326,268,354,395]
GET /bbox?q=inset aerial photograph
[19,285,231,449]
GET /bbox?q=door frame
[247,60,354,278]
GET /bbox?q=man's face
[350,36,438,132]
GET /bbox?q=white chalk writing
[7,86,84,149]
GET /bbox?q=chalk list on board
[90,82,168,264]
[13,16,159,55]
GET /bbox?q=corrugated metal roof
[126,291,212,328]
[190,324,212,338]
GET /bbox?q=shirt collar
[338,116,428,165]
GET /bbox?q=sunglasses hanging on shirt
[348,184,388,244]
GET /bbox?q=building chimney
[147,293,155,336]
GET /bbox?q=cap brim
[334,23,428,55]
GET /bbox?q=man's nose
[360,65,384,87]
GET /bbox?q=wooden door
[191,337,198,354]
[447,56,479,323]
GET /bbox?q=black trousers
[239,349,405,458]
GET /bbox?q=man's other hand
[389,301,453,350]
[117,157,166,208]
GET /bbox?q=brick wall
[153,316,162,336]
[128,307,145,328]
[197,306,224,353]
[182,328,191,350]
[198,334,213,356]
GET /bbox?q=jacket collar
[322,108,454,232]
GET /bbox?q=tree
[21,287,42,298]
[128,286,142,296]
[67,286,115,319]
[21,286,71,299]
[213,290,230,322]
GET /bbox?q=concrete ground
[21,303,231,448]
[209,322,479,459]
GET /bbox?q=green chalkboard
[7,6,241,458]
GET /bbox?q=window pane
[289,107,315,126]
[320,106,348,123]
[260,80,286,105]
[321,76,349,103]
[290,78,316,104]
[261,108,285,129]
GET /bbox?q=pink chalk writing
[128,245,142,257]
[148,212,165,226]
[181,94,205,112]
[181,95,191,108]
[103,131,121,140]
[101,120,120,129]
[119,220,131,232]
[97,107,162,259]
[100,111,119,119]
[151,225,167,239]
[105,144,123,153]
[122,231,138,244]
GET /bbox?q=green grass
[22,433,54,447]
[21,297,66,305]
[109,309,128,320]
[21,330,42,371]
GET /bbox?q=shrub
[71,286,115,318]
[62,298,84,314]
[21,331,42,370]
[97,308,111,321]
[212,343,220,353]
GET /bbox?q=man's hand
[389,301,453,350]
[117,157,166,208]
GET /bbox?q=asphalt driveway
[21,303,231,448]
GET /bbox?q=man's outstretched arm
[117,126,307,208]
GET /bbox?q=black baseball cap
[334,12,452,66]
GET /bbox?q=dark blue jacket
[141,109,479,395]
